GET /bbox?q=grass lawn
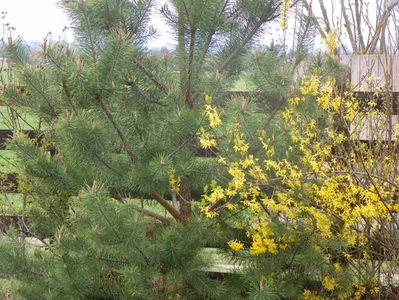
[0,194,25,214]
[0,150,17,173]
[0,106,40,130]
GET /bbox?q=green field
[0,102,38,214]
[0,194,25,214]
[0,150,17,173]
[0,106,40,130]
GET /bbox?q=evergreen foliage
[0,0,291,298]
[0,187,225,299]
[4,0,283,225]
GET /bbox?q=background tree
[303,0,399,54]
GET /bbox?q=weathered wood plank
[342,54,399,92]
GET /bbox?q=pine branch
[78,0,98,66]
[197,0,229,68]
[19,71,57,118]
[150,192,183,223]
[131,56,171,95]
[93,153,123,177]
[61,80,77,114]
[318,0,331,32]
[96,93,136,164]
[177,12,187,100]
[185,28,197,108]
[125,80,168,106]
[218,4,281,74]
[134,206,172,225]
[130,0,154,36]
[104,31,125,85]
[92,193,150,265]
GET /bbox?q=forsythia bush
[200,72,399,298]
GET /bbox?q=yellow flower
[324,30,339,56]
[203,186,225,204]
[217,156,227,165]
[249,229,278,255]
[235,220,244,229]
[301,290,325,300]
[228,165,246,191]
[353,285,366,300]
[204,104,221,128]
[317,85,333,110]
[371,286,380,295]
[240,155,255,169]
[300,75,320,96]
[263,238,278,254]
[198,127,217,149]
[334,263,342,272]
[322,276,337,292]
[233,135,249,154]
[288,96,301,106]
[201,206,218,219]
[168,169,181,193]
[226,202,236,210]
[228,240,244,251]
[249,237,267,255]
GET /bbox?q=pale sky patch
[0,0,282,49]
[1,0,72,42]
[0,0,175,47]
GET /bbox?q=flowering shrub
[199,70,399,297]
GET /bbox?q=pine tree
[5,0,282,225]
[0,0,285,298]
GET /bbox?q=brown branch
[354,0,365,50]
[367,0,399,52]
[135,207,172,225]
[318,0,331,32]
[303,1,327,40]
[150,192,183,223]
[340,0,358,53]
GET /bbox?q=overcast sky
[1,0,73,41]
[0,0,176,47]
[1,0,289,49]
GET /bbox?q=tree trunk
[179,178,192,223]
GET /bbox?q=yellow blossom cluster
[232,123,249,155]
[198,95,222,150]
[168,169,181,194]
[248,223,278,255]
[300,75,320,96]
[203,95,221,128]
[198,127,217,149]
[227,240,244,252]
[200,71,399,297]
[324,30,339,56]
[322,276,337,291]
[301,290,325,300]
